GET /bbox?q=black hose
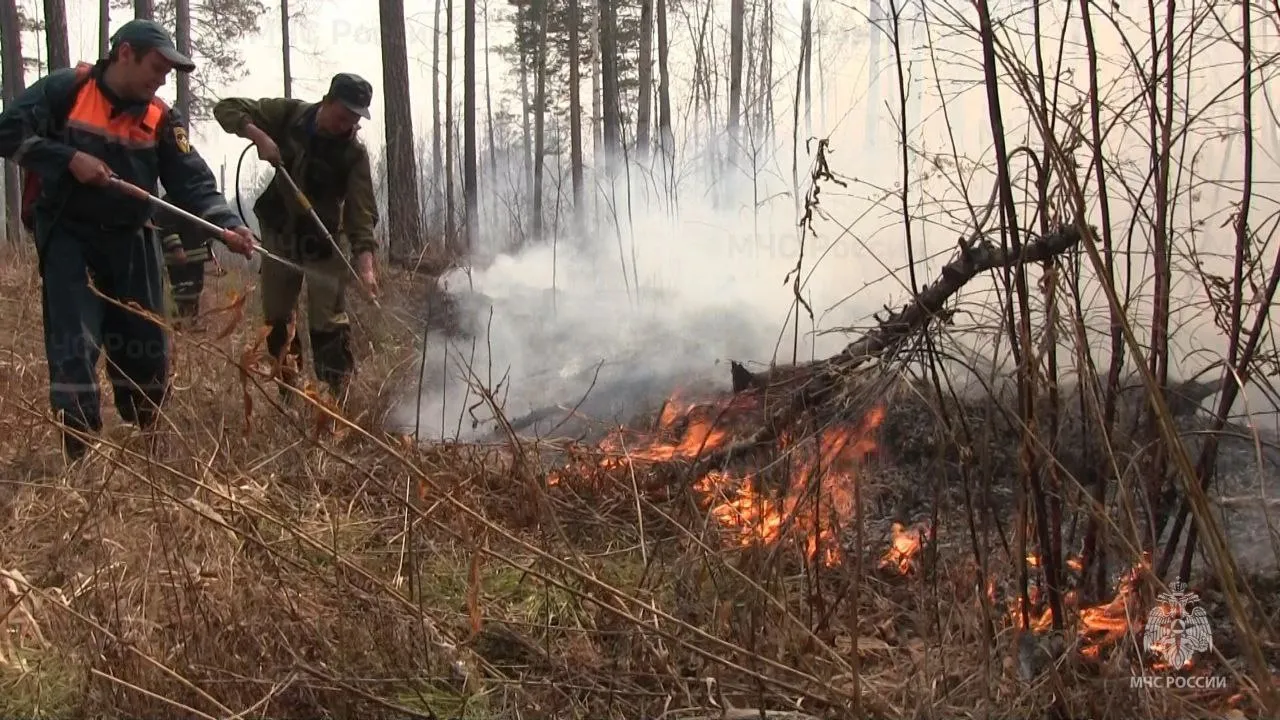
[233,142,255,229]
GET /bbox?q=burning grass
[0,243,1274,719]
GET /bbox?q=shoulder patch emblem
[174,125,191,153]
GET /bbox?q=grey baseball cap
[326,73,373,119]
[110,19,195,73]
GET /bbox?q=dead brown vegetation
[0,237,1273,720]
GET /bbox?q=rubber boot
[311,327,355,403]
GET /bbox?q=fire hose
[229,144,378,303]
[224,142,435,346]
[107,175,308,275]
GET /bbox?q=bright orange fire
[882,537,1186,668]
[881,522,926,574]
[557,389,886,566]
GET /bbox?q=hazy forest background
[1,0,1279,716]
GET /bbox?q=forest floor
[0,242,1275,720]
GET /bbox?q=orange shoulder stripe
[66,82,166,150]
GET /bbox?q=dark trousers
[166,260,205,317]
[35,217,171,435]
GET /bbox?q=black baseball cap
[110,19,195,73]
[326,73,373,119]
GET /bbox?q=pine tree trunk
[483,0,497,180]
[431,0,442,224]
[801,0,811,135]
[175,0,192,119]
[568,0,584,215]
[590,5,601,154]
[98,0,109,56]
[134,0,153,19]
[444,0,456,249]
[636,0,653,158]
[517,4,533,200]
[281,0,292,97]
[531,0,549,242]
[380,0,425,264]
[743,0,755,141]
[599,0,621,175]
[656,0,671,154]
[43,0,69,70]
[728,0,744,150]
[463,0,476,254]
[757,0,772,136]
[1,0,25,243]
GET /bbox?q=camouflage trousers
[166,261,205,318]
[162,233,210,319]
[258,230,356,394]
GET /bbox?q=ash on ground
[860,373,1280,581]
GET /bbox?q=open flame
[881,537,1205,671]
[555,389,887,566]
[881,522,926,574]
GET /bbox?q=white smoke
[387,139,903,442]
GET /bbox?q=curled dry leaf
[238,325,273,432]
[306,385,347,440]
[213,291,248,341]
[184,497,239,545]
[835,634,893,655]
[0,568,48,671]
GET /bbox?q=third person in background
[211,72,380,402]
[155,192,214,326]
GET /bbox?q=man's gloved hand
[221,226,257,258]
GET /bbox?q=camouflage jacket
[211,97,379,258]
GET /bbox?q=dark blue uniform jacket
[0,59,243,234]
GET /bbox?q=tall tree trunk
[656,0,671,154]
[801,0,811,135]
[636,0,653,158]
[43,0,69,70]
[432,0,442,224]
[599,0,621,175]
[691,0,714,152]
[98,0,109,56]
[728,0,744,150]
[463,0,476,254]
[590,4,601,154]
[281,0,292,97]
[866,0,881,150]
[134,0,153,19]
[568,0,584,215]
[517,4,533,201]
[175,0,192,119]
[381,0,425,264]
[444,0,456,249]
[1,0,24,242]
[743,0,755,141]
[531,0,549,241]
[483,0,497,180]
[758,0,772,137]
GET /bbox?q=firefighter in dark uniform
[212,74,380,402]
[0,19,256,462]
[155,193,213,322]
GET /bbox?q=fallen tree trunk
[710,222,1084,470]
[733,222,1084,394]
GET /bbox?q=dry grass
[0,241,1269,720]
